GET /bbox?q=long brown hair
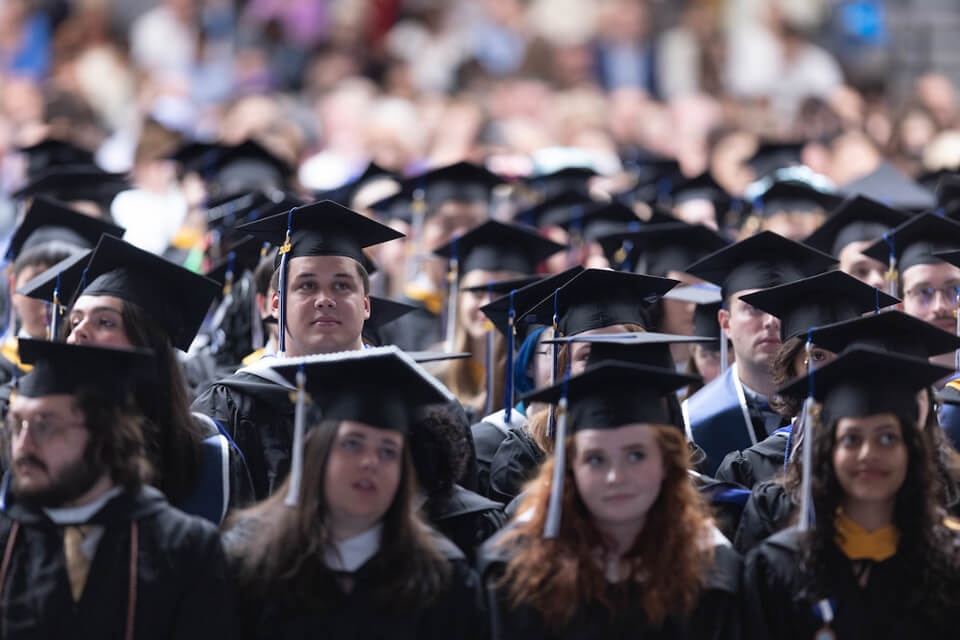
[438,313,507,415]
[496,424,714,630]
[225,419,451,611]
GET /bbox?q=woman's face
[324,421,404,535]
[790,345,835,377]
[569,324,631,375]
[66,295,133,348]
[458,269,520,341]
[832,412,908,508]
[573,424,665,531]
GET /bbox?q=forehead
[337,419,404,444]
[72,294,125,313]
[835,412,901,432]
[288,255,360,278]
[574,423,657,448]
[9,393,79,416]
[902,262,960,287]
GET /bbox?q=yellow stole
[834,510,899,562]
[241,347,266,367]
[0,337,31,373]
[404,282,444,316]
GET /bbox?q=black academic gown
[479,526,743,640]
[742,527,955,639]
[471,409,545,504]
[425,484,506,564]
[714,429,790,491]
[733,480,794,554]
[376,299,442,352]
[241,534,487,640]
[0,484,235,639]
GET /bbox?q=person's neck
[842,497,895,532]
[470,334,488,365]
[285,334,363,357]
[329,516,378,542]
[595,517,645,557]
[64,473,114,509]
[736,357,776,398]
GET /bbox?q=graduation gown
[742,526,955,639]
[683,364,760,476]
[425,484,506,564]
[241,533,487,640]
[185,412,256,521]
[479,524,742,640]
[375,295,443,352]
[0,485,235,639]
[472,409,545,504]
[714,427,791,491]
[733,480,794,554]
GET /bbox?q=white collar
[324,523,383,573]
[42,486,124,525]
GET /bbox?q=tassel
[798,332,817,532]
[276,209,296,357]
[404,187,427,284]
[285,365,308,507]
[502,289,516,425]
[883,232,898,298]
[719,300,729,373]
[49,272,62,340]
[443,235,459,352]
[483,314,494,415]
[547,290,561,438]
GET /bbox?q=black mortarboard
[935,174,960,220]
[204,236,265,287]
[480,267,583,339]
[522,361,699,431]
[362,296,418,346]
[777,346,951,427]
[17,339,154,398]
[842,162,936,211]
[18,139,95,177]
[516,189,597,229]
[746,141,805,179]
[596,222,730,277]
[271,346,454,433]
[169,140,219,173]
[545,331,713,371]
[753,181,844,217]
[738,271,899,341]
[367,190,414,224]
[552,201,643,242]
[13,167,130,209]
[400,161,501,209]
[461,275,541,295]
[694,300,723,351]
[4,195,125,262]
[237,200,404,268]
[672,172,731,208]
[808,309,960,359]
[73,235,220,351]
[522,268,677,336]
[918,168,954,193]
[861,212,960,273]
[17,249,91,303]
[204,139,293,187]
[685,230,836,300]
[802,194,909,257]
[621,154,684,204]
[313,162,395,206]
[206,189,306,232]
[522,167,597,200]
[432,220,564,277]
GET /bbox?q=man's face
[838,240,887,290]
[900,262,960,335]
[7,393,102,507]
[272,256,370,357]
[719,289,781,371]
[11,264,50,339]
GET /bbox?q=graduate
[24,235,254,522]
[742,347,960,639]
[224,347,486,640]
[0,340,234,638]
[191,199,404,500]
[480,362,742,640]
[681,231,835,475]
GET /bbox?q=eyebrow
[292,272,355,280]
[70,306,122,315]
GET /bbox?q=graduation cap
[195,139,293,189]
[204,236,266,290]
[479,267,583,339]
[18,139,95,178]
[206,189,306,232]
[595,222,730,277]
[935,174,960,220]
[552,201,644,243]
[73,235,220,351]
[685,230,836,300]
[842,162,936,211]
[461,275,541,295]
[746,141,805,180]
[522,268,677,337]
[269,346,455,505]
[753,180,844,217]
[16,339,154,398]
[400,161,501,209]
[406,350,472,364]
[738,271,899,342]
[802,194,909,257]
[362,296,418,347]
[516,189,598,229]
[545,331,714,371]
[672,172,731,208]
[778,346,951,428]
[521,166,597,200]
[12,167,130,210]
[4,195,125,263]
[313,162,396,206]
[16,249,92,339]
[432,220,565,278]
[808,309,960,359]
[861,212,960,276]
[168,140,219,172]
[620,154,684,204]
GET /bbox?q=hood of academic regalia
[0,481,169,526]
[425,485,504,521]
[217,370,297,412]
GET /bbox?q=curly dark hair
[407,405,472,497]
[801,407,960,631]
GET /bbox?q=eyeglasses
[904,285,960,308]
[2,417,84,445]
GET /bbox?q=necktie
[63,525,92,601]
